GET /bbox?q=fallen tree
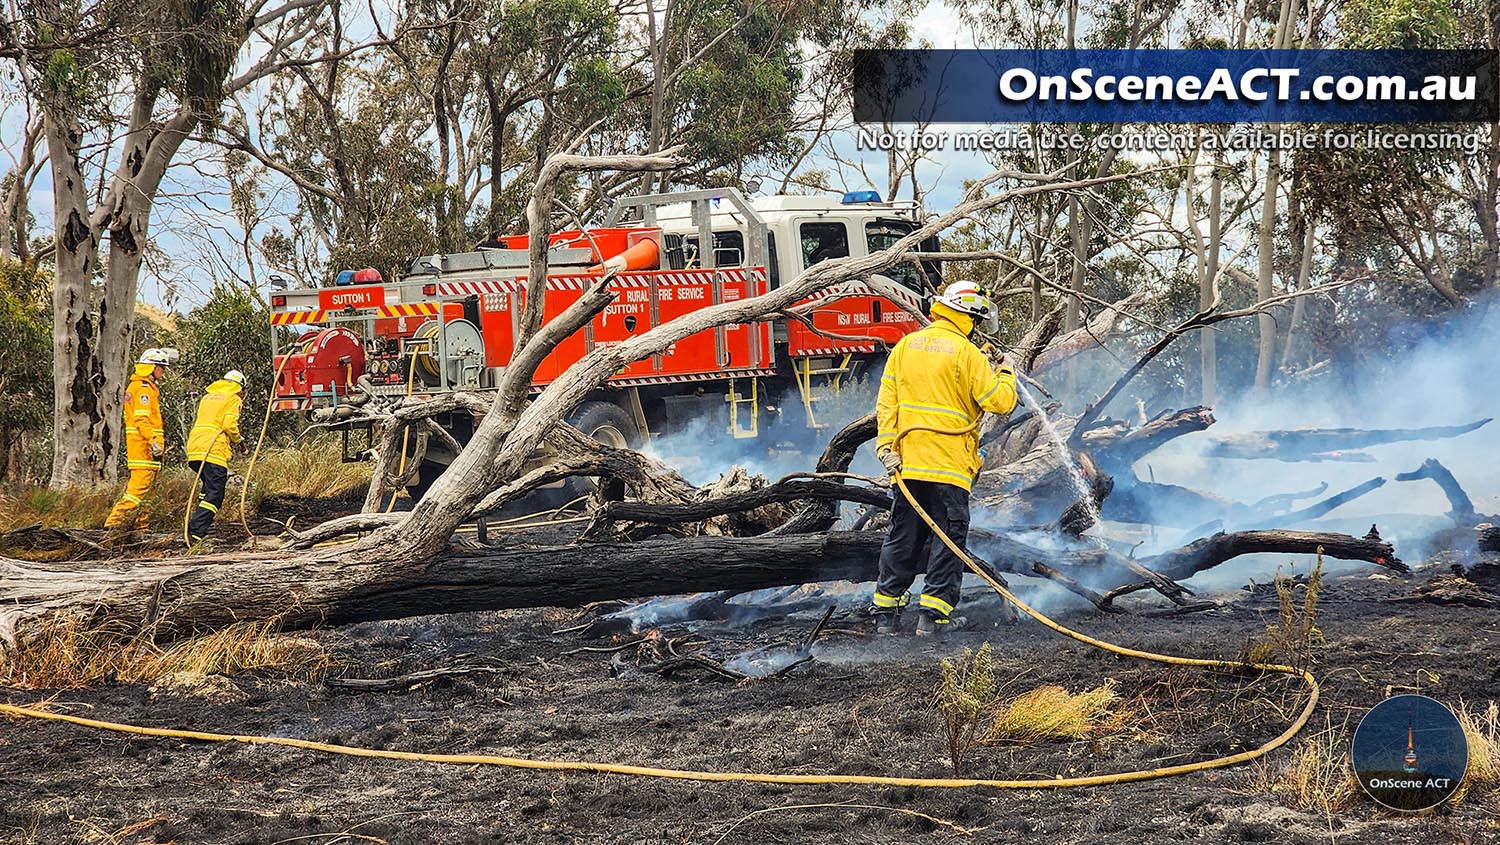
[3,156,1176,647]
[0,523,1405,642]
[1203,419,1491,463]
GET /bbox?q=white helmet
[935,281,994,318]
[223,369,246,386]
[934,281,1000,337]
[138,348,180,367]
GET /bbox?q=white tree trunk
[45,111,109,487]
[1254,146,1281,394]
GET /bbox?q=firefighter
[105,348,178,530]
[870,281,1018,637]
[184,370,246,545]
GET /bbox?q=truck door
[785,218,918,354]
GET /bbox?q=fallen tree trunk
[592,478,889,528]
[0,533,888,644]
[1103,528,1404,604]
[1204,419,1491,463]
[0,523,1406,646]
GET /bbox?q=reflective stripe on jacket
[186,379,244,467]
[123,365,164,471]
[875,308,1018,491]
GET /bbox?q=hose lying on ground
[0,419,1318,790]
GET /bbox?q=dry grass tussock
[1245,719,1357,816]
[251,435,371,501]
[1455,700,1499,805]
[0,435,369,533]
[982,679,1125,745]
[0,614,330,689]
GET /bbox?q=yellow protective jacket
[123,365,164,471]
[876,308,1019,491]
[186,380,244,467]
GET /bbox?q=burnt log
[594,478,889,528]
[1092,407,1216,475]
[1104,528,1405,604]
[772,413,880,535]
[1204,420,1491,463]
[1234,477,1388,531]
[1395,458,1489,525]
[0,533,890,644]
[0,520,1410,646]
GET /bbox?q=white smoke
[1140,300,1500,540]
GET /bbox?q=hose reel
[410,318,484,388]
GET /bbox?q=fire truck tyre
[569,401,642,450]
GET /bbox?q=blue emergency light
[842,190,882,204]
[334,269,356,286]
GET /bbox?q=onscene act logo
[1351,694,1469,812]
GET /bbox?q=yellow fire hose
[2,419,1317,790]
[384,355,421,513]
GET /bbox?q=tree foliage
[0,260,53,482]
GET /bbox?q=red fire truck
[269,188,940,490]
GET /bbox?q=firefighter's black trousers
[187,461,228,542]
[874,479,971,619]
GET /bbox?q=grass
[1455,700,1500,805]
[249,434,371,501]
[1244,718,1358,817]
[934,644,997,775]
[0,613,330,689]
[982,679,1124,745]
[0,434,370,534]
[1242,552,1325,669]
[933,645,1127,773]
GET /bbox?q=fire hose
[1,418,1318,790]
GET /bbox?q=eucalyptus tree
[3,0,349,485]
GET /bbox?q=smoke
[644,378,886,492]
[1074,294,1500,593]
[639,300,1498,613]
[1142,300,1499,530]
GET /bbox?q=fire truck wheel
[569,400,642,450]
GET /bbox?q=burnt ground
[3,567,1499,845]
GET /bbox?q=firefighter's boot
[916,611,967,638]
[870,608,903,636]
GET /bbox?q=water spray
[1014,380,1105,538]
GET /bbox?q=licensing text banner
[851,50,1498,123]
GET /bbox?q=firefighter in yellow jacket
[870,281,1018,636]
[105,348,178,529]
[185,370,246,544]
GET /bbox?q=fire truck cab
[268,187,940,491]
